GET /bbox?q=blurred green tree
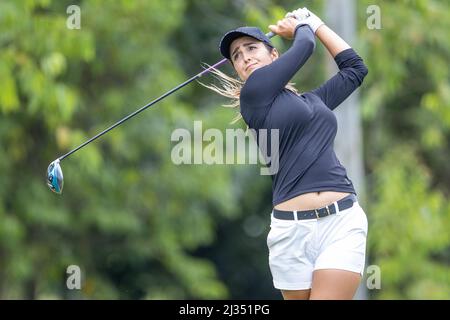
[359,0,450,299]
[0,0,240,299]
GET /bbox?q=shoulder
[240,68,277,107]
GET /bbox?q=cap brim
[220,31,250,60]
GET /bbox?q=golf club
[46,31,276,194]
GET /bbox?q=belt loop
[293,210,298,221]
[333,201,340,215]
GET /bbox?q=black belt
[272,194,357,220]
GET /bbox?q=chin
[247,65,261,76]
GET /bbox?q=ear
[270,48,279,60]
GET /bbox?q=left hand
[286,7,325,34]
[285,7,310,21]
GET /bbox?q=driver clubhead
[47,159,64,194]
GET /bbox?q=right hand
[268,17,302,40]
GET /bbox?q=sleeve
[310,48,368,110]
[240,24,316,107]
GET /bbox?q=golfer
[211,8,369,299]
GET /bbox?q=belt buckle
[314,209,320,219]
[315,206,331,219]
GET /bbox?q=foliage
[359,0,450,299]
[0,0,237,299]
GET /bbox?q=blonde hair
[199,62,299,125]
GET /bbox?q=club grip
[265,31,276,39]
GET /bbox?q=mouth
[246,63,258,72]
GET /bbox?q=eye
[249,46,257,50]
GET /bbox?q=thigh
[267,218,316,291]
[281,289,311,300]
[314,203,368,275]
[310,269,361,300]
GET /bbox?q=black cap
[219,26,273,60]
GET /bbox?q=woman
[213,8,369,299]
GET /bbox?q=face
[229,36,279,81]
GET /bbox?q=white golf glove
[285,7,310,21]
[285,7,325,34]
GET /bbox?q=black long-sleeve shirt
[240,24,368,207]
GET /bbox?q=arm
[315,24,350,58]
[310,24,368,110]
[241,22,316,107]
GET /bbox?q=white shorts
[267,201,368,290]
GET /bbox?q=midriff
[274,191,352,211]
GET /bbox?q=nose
[242,51,253,64]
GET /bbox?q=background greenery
[0,0,448,299]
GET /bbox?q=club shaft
[59,58,228,161]
[58,32,276,162]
